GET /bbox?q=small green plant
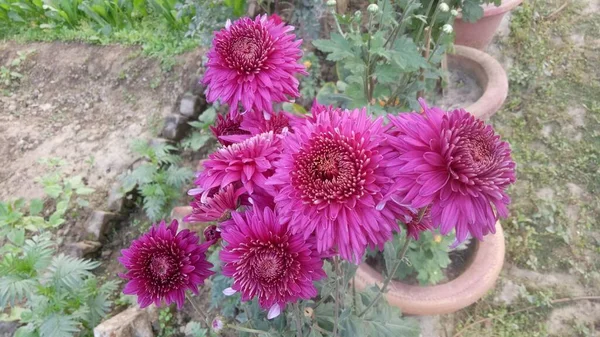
[0,233,117,337]
[298,52,321,104]
[121,140,194,221]
[181,106,217,151]
[0,49,34,88]
[184,321,208,337]
[388,231,462,285]
[313,0,452,113]
[157,307,176,337]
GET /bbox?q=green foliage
[0,161,93,250]
[0,234,117,337]
[181,106,217,151]
[389,231,460,285]
[459,0,502,23]
[298,52,322,103]
[157,308,177,337]
[121,139,194,221]
[184,321,208,337]
[313,0,448,113]
[0,49,34,89]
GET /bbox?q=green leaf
[44,184,62,199]
[75,187,95,195]
[374,64,399,84]
[129,163,158,185]
[461,0,485,23]
[45,254,99,290]
[14,326,37,337]
[39,314,79,337]
[29,199,43,216]
[7,228,25,246]
[313,34,355,62]
[166,166,194,188]
[0,276,37,308]
[199,106,217,124]
[184,321,207,337]
[282,103,308,115]
[390,37,428,73]
[182,133,211,151]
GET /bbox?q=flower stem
[228,325,268,335]
[332,257,341,337]
[186,293,209,326]
[293,302,303,337]
[358,237,412,318]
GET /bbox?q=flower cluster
[119,15,515,321]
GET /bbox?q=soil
[427,68,483,111]
[365,239,478,286]
[0,41,204,210]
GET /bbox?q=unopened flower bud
[438,3,449,12]
[212,317,224,332]
[451,9,458,16]
[204,225,221,243]
[326,0,336,7]
[367,3,379,13]
[442,24,453,34]
[354,10,362,18]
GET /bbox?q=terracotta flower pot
[354,222,505,316]
[451,45,508,120]
[454,0,524,50]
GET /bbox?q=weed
[157,307,176,337]
[0,49,35,89]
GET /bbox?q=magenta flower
[119,220,214,309]
[202,15,307,115]
[210,113,251,146]
[385,99,516,242]
[404,208,434,241]
[219,207,325,317]
[240,110,300,136]
[193,132,281,200]
[185,184,248,223]
[267,103,400,263]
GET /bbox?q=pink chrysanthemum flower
[219,207,325,318]
[210,113,251,146]
[240,110,300,136]
[193,132,281,200]
[119,220,214,309]
[385,99,516,242]
[202,15,307,115]
[185,184,248,223]
[404,208,435,241]
[267,103,400,263]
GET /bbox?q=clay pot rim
[457,0,524,19]
[451,45,508,120]
[354,222,505,316]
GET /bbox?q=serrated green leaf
[461,0,485,22]
[44,184,62,199]
[390,37,428,72]
[374,64,399,84]
[313,34,355,62]
[39,314,79,337]
[166,166,194,188]
[29,199,43,216]
[14,326,37,337]
[7,228,25,246]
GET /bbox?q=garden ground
[0,0,599,336]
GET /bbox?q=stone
[178,92,203,119]
[161,114,190,141]
[94,306,158,337]
[170,206,192,225]
[64,240,102,258]
[84,210,118,242]
[170,206,208,234]
[0,321,20,337]
[107,184,127,213]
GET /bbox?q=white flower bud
[442,24,453,34]
[438,3,449,12]
[326,0,336,7]
[451,9,458,16]
[354,10,362,18]
[367,3,379,13]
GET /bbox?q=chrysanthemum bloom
[202,15,307,115]
[385,99,516,242]
[210,113,251,146]
[404,208,435,240]
[119,220,214,309]
[240,109,300,136]
[193,132,281,200]
[267,105,400,262]
[219,207,325,318]
[185,184,248,223]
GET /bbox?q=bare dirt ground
[0,42,203,209]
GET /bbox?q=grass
[1,19,199,70]
[454,0,600,335]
